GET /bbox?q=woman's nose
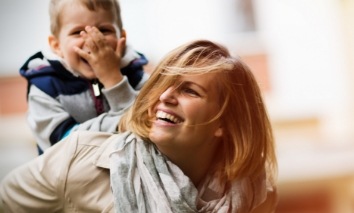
[159,87,178,105]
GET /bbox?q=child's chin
[80,72,96,80]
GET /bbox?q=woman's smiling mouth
[156,110,183,124]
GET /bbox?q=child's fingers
[80,30,87,38]
[73,46,90,59]
[85,26,105,48]
[80,28,97,54]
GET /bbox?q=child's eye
[70,30,82,36]
[99,28,113,34]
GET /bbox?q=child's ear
[120,29,126,39]
[48,35,63,57]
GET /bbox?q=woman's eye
[182,88,200,97]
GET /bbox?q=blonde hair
[119,40,277,184]
[49,0,123,36]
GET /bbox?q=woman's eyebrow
[183,81,208,93]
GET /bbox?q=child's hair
[49,0,123,36]
[119,40,277,185]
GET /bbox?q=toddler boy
[20,0,149,154]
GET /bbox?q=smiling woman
[0,39,277,213]
[119,40,278,211]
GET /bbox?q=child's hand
[74,26,125,89]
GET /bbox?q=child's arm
[27,85,78,151]
[27,78,136,152]
[69,76,138,133]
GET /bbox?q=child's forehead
[59,2,120,27]
[60,0,118,17]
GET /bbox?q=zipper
[92,79,101,97]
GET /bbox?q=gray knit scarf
[109,132,268,213]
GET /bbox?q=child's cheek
[106,36,118,50]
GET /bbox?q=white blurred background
[0,0,354,212]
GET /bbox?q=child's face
[49,2,121,79]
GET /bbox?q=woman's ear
[214,127,223,137]
[48,35,63,57]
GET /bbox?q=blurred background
[0,0,354,212]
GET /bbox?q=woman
[0,40,277,212]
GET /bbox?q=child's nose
[159,87,178,105]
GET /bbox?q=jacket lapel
[93,134,119,169]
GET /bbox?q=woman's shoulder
[66,131,142,160]
[73,131,115,147]
[68,131,140,149]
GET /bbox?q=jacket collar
[92,134,119,169]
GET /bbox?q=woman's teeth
[156,110,181,124]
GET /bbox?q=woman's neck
[181,157,213,186]
[160,142,219,186]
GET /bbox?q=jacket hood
[19,51,75,81]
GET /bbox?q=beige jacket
[0,131,277,213]
[0,131,116,213]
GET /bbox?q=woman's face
[149,73,223,157]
